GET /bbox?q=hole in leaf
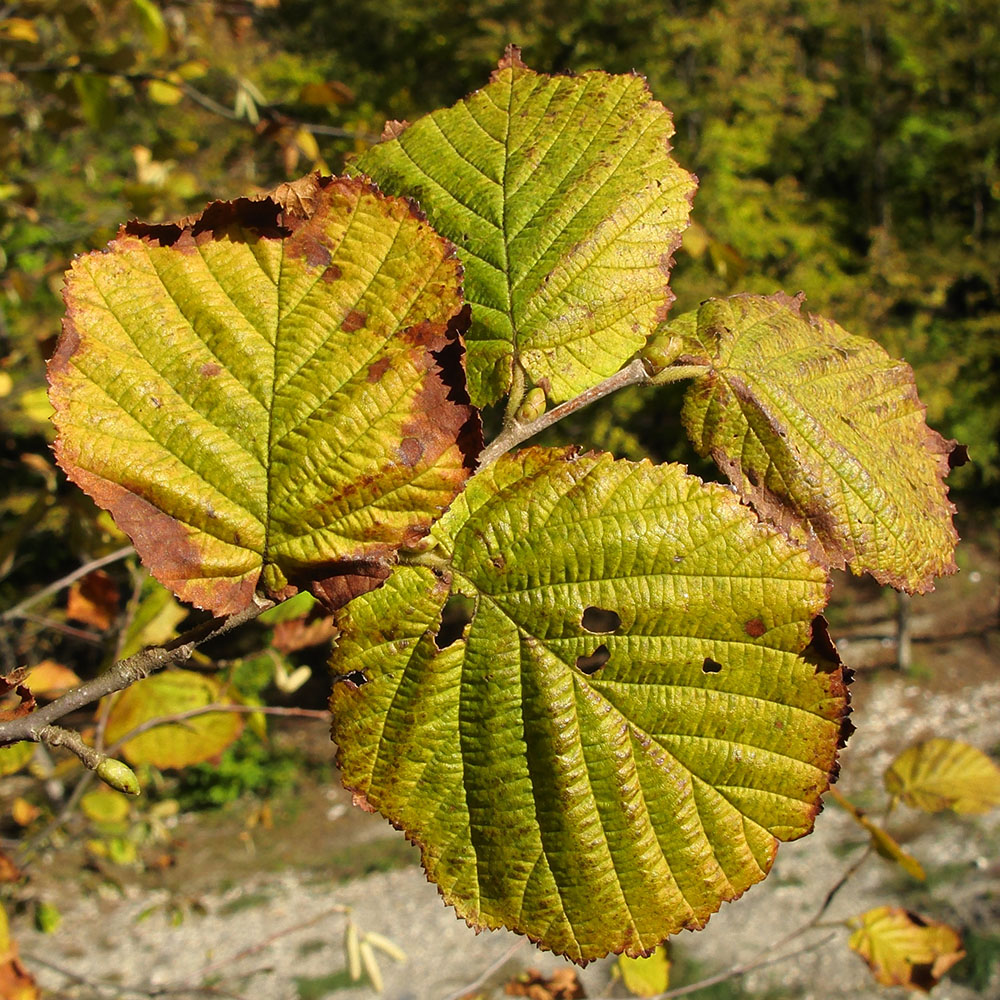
[702,657,722,674]
[335,670,368,687]
[581,606,621,634]
[435,593,474,649]
[576,644,610,674]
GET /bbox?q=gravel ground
[13,663,1000,1000]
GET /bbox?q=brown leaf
[504,968,585,999]
[272,611,336,653]
[0,672,35,722]
[0,902,40,1000]
[66,569,120,629]
[0,850,21,884]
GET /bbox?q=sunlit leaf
[848,906,964,992]
[672,293,961,593]
[0,744,33,778]
[331,448,849,961]
[24,660,82,700]
[51,174,480,615]
[354,47,696,405]
[104,669,242,769]
[80,787,132,825]
[618,944,671,996]
[885,739,1000,814]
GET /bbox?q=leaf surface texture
[674,294,959,593]
[50,176,479,614]
[330,449,849,961]
[353,50,696,405]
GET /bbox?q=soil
[7,532,999,1000]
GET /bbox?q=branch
[0,544,134,623]
[476,360,707,470]
[0,599,272,749]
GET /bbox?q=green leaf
[353,47,696,406]
[673,293,961,594]
[330,448,849,962]
[885,739,1000,814]
[104,669,242,769]
[0,743,34,778]
[51,174,480,615]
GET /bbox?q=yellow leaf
[0,18,39,43]
[104,670,242,769]
[848,906,964,992]
[0,743,34,778]
[618,944,671,996]
[147,79,183,106]
[25,660,81,699]
[80,787,132,825]
[11,799,39,827]
[885,738,1000,814]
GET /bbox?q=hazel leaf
[353,47,696,405]
[848,907,965,992]
[885,738,1000,814]
[331,448,850,962]
[673,293,961,593]
[50,174,480,616]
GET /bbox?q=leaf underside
[673,294,960,594]
[353,48,697,406]
[330,448,849,962]
[50,175,480,615]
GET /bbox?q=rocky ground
[8,540,999,1000]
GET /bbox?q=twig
[441,939,527,1000]
[476,360,706,469]
[655,931,838,999]
[178,903,350,986]
[0,545,134,623]
[19,610,104,643]
[106,703,328,753]
[0,599,272,748]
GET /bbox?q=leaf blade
[331,449,849,961]
[50,175,480,614]
[675,293,960,593]
[354,52,696,405]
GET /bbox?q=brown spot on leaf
[199,362,222,377]
[366,357,391,383]
[341,309,367,332]
[323,263,342,282]
[398,437,424,467]
[744,617,766,638]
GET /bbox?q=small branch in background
[0,544,134,624]
[0,599,273,748]
[18,611,104,644]
[105,703,329,754]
